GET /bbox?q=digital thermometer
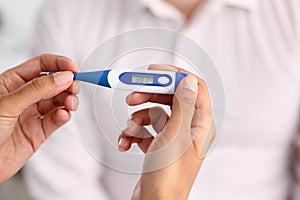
[40,69,188,94]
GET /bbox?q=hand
[0,54,80,183]
[118,65,215,200]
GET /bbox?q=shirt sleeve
[29,0,79,60]
[286,0,300,64]
[23,1,110,199]
[288,0,300,39]
[274,0,300,62]
[282,2,300,199]
[278,0,300,63]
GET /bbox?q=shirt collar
[222,0,259,12]
[142,0,185,21]
[141,0,259,14]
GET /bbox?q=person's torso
[40,0,300,199]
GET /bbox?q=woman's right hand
[0,54,79,183]
[118,65,215,200]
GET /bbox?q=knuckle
[33,54,48,65]
[31,78,43,91]
[131,110,144,119]
[131,115,144,126]
[197,78,208,90]
[132,108,150,119]
[38,53,53,61]
[30,78,47,97]
[39,53,50,57]
[180,95,197,110]
[149,106,166,116]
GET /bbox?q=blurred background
[0,1,299,200]
[0,0,46,70]
[0,0,46,199]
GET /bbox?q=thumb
[142,76,199,171]
[164,75,198,140]
[0,71,73,116]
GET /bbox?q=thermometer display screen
[132,74,154,84]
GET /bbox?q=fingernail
[126,93,133,104]
[72,96,79,110]
[73,81,80,93]
[149,64,177,71]
[123,119,137,136]
[118,137,124,146]
[182,76,198,93]
[118,137,126,152]
[62,109,70,119]
[127,119,133,128]
[53,72,73,87]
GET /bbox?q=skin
[0,0,210,198]
[0,0,209,198]
[165,0,205,20]
[123,1,210,199]
[119,64,215,200]
[0,54,80,182]
[0,57,214,200]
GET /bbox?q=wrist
[137,185,189,200]
[139,194,188,200]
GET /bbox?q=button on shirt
[23,0,300,200]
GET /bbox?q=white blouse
[23,0,300,199]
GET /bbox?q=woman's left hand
[118,64,215,200]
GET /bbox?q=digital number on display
[132,75,154,84]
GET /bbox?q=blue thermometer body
[40,69,187,94]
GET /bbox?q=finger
[41,108,71,138]
[118,128,153,153]
[16,54,79,82]
[192,78,212,131]
[137,136,155,153]
[134,107,169,133]
[163,75,199,142]
[198,121,215,158]
[118,135,133,152]
[37,92,79,115]
[118,107,169,152]
[148,107,169,133]
[191,79,214,157]
[126,92,173,106]
[64,94,79,111]
[0,71,74,116]
[124,107,169,136]
[118,118,153,152]
[1,54,79,92]
[67,80,80,94]
[150,64,214,150]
